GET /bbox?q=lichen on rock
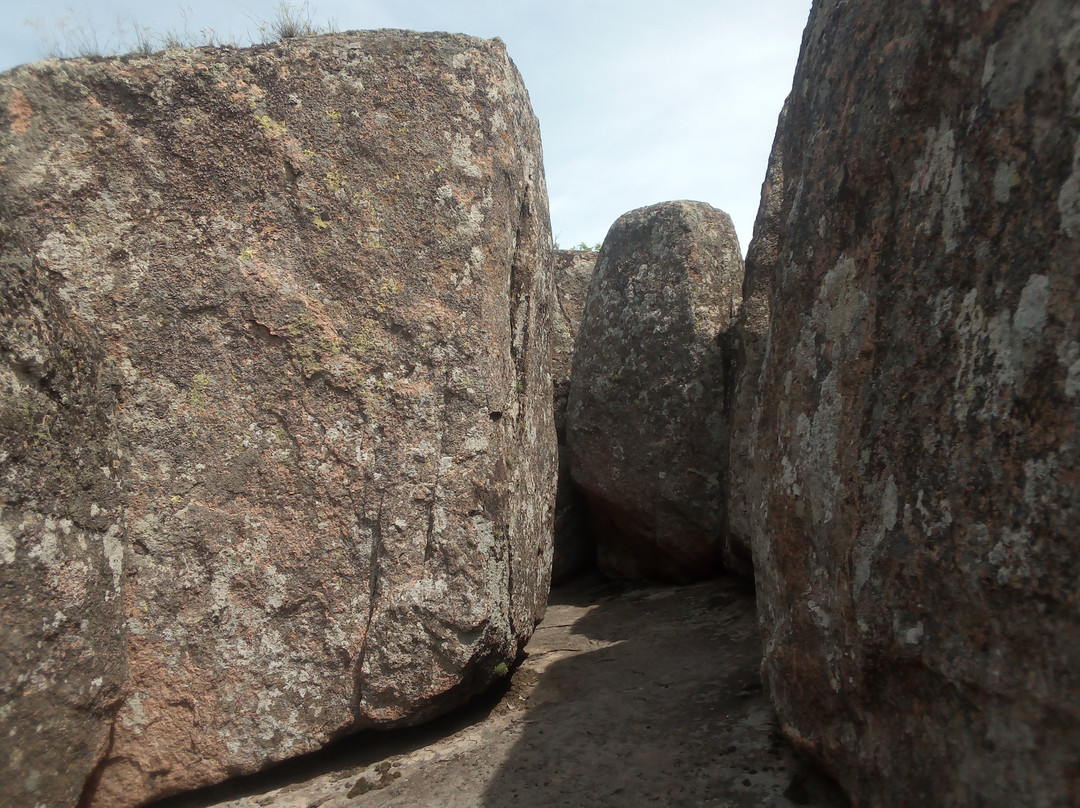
[566,201,743,583]
[731,1,1080,804]
[0,29,555,808]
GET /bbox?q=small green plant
[573,242,602,252]
[493,662,509,677]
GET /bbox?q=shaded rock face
[734,1,1080,804]
[566,201,743,583]
[726,100,787,583]
[0,30,554,808]
[551,250,596,440]
[551,250,596,584]
[0,255,129,808]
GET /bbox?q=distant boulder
[726,100,787,582]
[566,201,743,582]
[552,250,598,441]
[0,30,555,808]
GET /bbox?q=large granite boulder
[566,201,743,582]
[551,249,595,584]
[733,1,1080,804]
[0,30,555,808]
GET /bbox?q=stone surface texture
[550,249,595,584]
[551,250,596,439]
[726,100,787,582]
[566,201,743,582]
[0,30,554,808]
[734,1,1080,805]
[0,236,129,808]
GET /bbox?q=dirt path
[156,577,848,808]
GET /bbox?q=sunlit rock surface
[0,30,555,808]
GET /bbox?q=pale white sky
[0,0,812,252]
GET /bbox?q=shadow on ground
[477,576,849,807]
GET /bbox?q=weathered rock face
[551,249,595,584]
[566,201,743,583]
[551,250,596,440]
[0,30,554,808]
[734,1,1080,804]
[0,254,129,808]
[726,100,787,582]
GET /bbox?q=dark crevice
[241,317,287,347]
[75,719,117,808]
[2,350,64,406]
[353,500,385,711]
[301,368,353,396]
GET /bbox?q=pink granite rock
[567,201,743,583]
[0,30,555,808]
[733,1,1080,804]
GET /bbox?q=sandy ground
[153,576,848,808]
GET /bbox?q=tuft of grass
[25,13,103,58]
[130,21,156,55]
[23,1,335,62]
[257,1,336,42]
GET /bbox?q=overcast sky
[0,0,811,253]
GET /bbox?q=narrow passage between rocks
[151,576,848,808]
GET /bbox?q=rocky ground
[152,576,848,808]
